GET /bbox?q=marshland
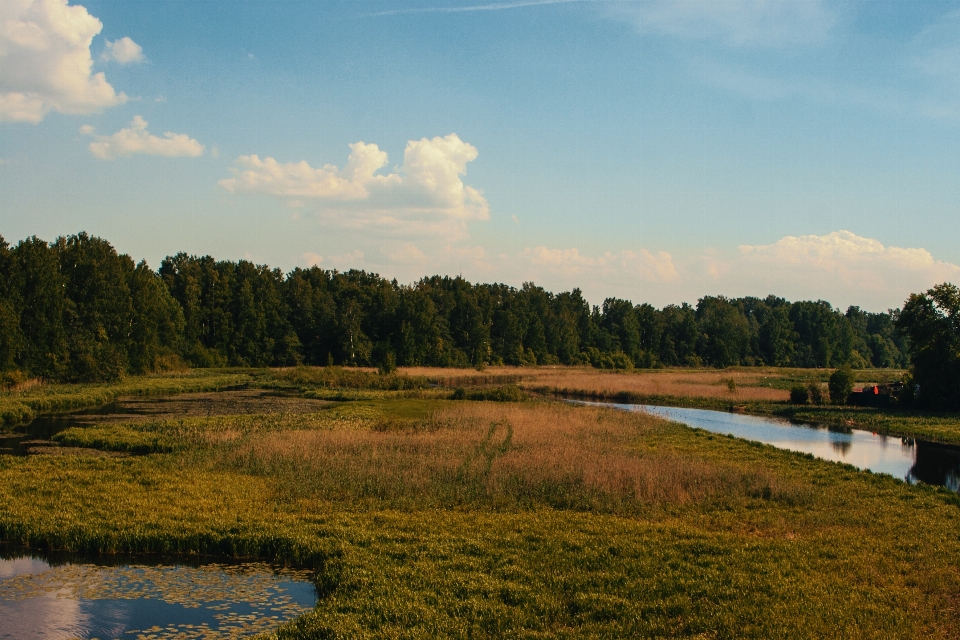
[2,366,960,638]
[4,235,960,636]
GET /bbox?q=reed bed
[516,369,790,402]
[4,378,960,638]
[219,402,794,512]
[401,366,795,401]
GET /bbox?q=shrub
[789,385,809,405]
[378,352,397,375]
[828,368,854,405]
[807,383,825,405]
[0,370,28,390]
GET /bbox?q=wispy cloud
[690,58,906,114]
[364,0,591,18]
[604,0,836,47]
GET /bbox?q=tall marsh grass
[219,403,793,512]
[518,369,791,402]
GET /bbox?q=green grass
[0,369,252,426]
[3,372,960,637]
[52,424,180,454]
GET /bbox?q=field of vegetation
[0,369,252,426]
[1,366,960,637]
[405,365,960,445]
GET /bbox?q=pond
[0,549,316,639]
[576,401,960,492]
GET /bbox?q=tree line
[0,232,912,384]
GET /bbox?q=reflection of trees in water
[907,441,960,491]
[830,439,852,455]
[826,424,853,435]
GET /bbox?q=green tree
[128,261,184,373]
[789,300,845,367]
[828,367,854,405]
[12,236,69,379]
[600,298,641,362]
[0,236,23,372]
[659,304,698,366]
[696,296,750,368]
[897,283,960,409]
[756,300,797,366]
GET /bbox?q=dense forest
[0,232,911,383]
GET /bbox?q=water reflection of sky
[0,555,316,640]
[577,401,960,492]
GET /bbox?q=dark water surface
[577,401,960,491]
[0,388,322,456]
[0,549,316,639]
[0,402,135,456]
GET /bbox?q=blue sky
[3,0,960,311]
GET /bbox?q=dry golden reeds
[399,366,790,401]
[219,402,783,512]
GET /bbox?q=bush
[789,385,809,405]
[808,383,825,405]
[378,352,397,375]
[586,348,634,370]
[0,370,28,390]
[828,368,854,405]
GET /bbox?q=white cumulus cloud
[82,115,204,159]
[652,230,960,310]
[101,36,143,64]
[220,134,489,230]
[737,230,960,289]
[0,0,129,123]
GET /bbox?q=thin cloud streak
[363,0,598,18]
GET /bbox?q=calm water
[0,550,316,639]
[0,385,264,456]
[577,401,960,491]
[0,402,141,456]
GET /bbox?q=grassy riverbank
[2,367,960,637]
[509,366,960,445]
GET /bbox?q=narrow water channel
[0,549,316,639]
[0,388,326,456]
[576,401,960,492]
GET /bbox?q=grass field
[2,367,960,637]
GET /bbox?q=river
[575,400,960,491]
